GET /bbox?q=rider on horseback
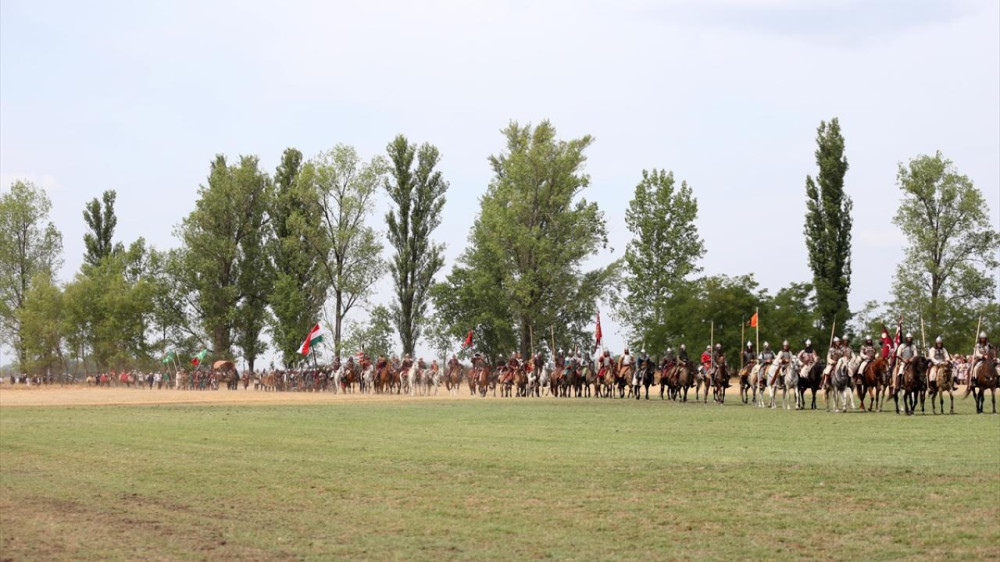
[927,336,950,390]
[855,336,877,384]
[677,344,689,364]
[756,342,774,384]
[839,335,854,389]
[772,341,793,385]
[797,340,817,378]
[711,344,729,387]
[822,337,842,387]
[891,334,917,393]
[742,342,756,374]
[972,332,994,387]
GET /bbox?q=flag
[748,312,758,328]
[461,329,474,349]
[888,314,903,371]
[162,350,175,364]
[880,325,892,358]
[191,349,208,366]
[297,324,323,356]
[594,311,603,351]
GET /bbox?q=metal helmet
[805,339,812,346]
[935,336,943,344]
[715,343,722,350]
[666,347,672,353]
[842,335,850,341]
[641,348,646,354]
[558,349,563,354]
[680,344,686,350]
[905,333,913,340]
[980,332,988,339]
[865,335,872,343]
[833,337,841,344]
[763,341,770,348]
[746,341,753,348]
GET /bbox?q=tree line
[1,119,997,375]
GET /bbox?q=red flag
[889,315,903,372]
[594,311,603,351]
[462,330,473,349]
[880,325,892,358]
[748,312,758,328]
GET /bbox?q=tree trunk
[335,290,343,359]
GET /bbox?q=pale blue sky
[2,0,998,364]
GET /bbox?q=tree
[0,180,63,370]
[299,145,386,358]
[341,305,395,361]
[890,151,1000,342]
[617,169,705,345]
[62,240,156,371]
[18,272,64,375]
[270,148,329,367]
[384,135,448,356]
[434,121,610,359]
[804,117,853,335]
[176,155,272,360]
[82,190,122,266]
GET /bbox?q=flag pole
[710,320,715,371]
[740,317,745,372]
[920,316,927,357]
[550,326,556,356]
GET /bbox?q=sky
[2,0,998,366]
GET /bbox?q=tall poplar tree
[384,135,448,356]
[804,118,853,335]
[82,190,121,266]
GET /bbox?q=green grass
[2,397,999,561]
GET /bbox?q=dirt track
[0,385,482,408]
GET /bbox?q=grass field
[2,392,999,561]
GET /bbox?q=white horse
[331,366,344,394]
[361,365,375,394]
[828,360,856,413]
[539,363,552,396]
[406,366,418,396]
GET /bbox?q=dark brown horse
[797,361,823,410]
[858,356,888,412]
[895,357,929,415]
[965,353,998,414]
[712,358,730,404]
[738,362,755,404]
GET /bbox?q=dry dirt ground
[0,385,484,408]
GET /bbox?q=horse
[895,357,929,415]
[615,363,632,399]
[550,366,565,397]
[826,360,855,413]
[779,359,800,410]
[858,356,887,412]
[538,364,552,397]
[927,361,955,414]
[476,365,490,397]
[446,364,464,395]
[513,367,528,397]
[751,363,770,408]
[797,361,824,410]
[694,365,712,403]
[711,360,730,404]
[965,353,998,414]
[673,361,694,402]
[581,363,597,398]
[633,362,654,400]
[738,362,755,404]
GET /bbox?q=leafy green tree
[890,151,1000,343]
[384,135,448,356]
[270,148,329,367]
[299,145,386,358]
[617,169,705,345]
[62,240,155,371]
[82,190,122,266]
[341,305,395,361]
[764,282,821,348]
[434,121,610,359]
[804,117,853,335]
[176,155,272,360]
[0,180,63,370]
[18,272,64,375]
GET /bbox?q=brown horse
[738,362,755,404]
[928,361,954,414]
[965,353,998,414]
[858,356,887,412]
[895,357,929,415]
[375,363,393,394]
[712,359,730,404]
[513,367,528,397]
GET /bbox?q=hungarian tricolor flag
[462,330,473,349]
[298,324,323,356]
[748,312,758,328]
[594,311,603,351]
[191,349,208,366]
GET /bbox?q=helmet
[680,344,686,350]
[833,337,840,344]
[935,336,943,344]
[865,335,872,342]
[842,335,850,341]
[782,340,789,346]
[666,347,672,353]
[641,349,646,354]
[980,332,987,339]
[905,333,913,339]
[746,341,752,348]
[715,343,721,350]
[558,349,563,354]
[763,341,770,348]
[805,339,812,346]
